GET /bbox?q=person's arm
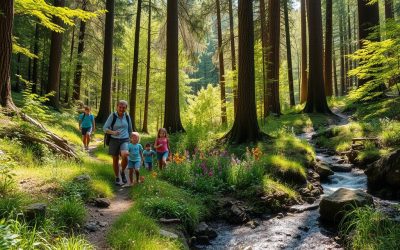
[103,114,118,135]
[154,139,160,149]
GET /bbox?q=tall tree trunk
[266,0,281,115]
[32,23,39,94]
[72,0,87,102]
[300,0,308,103]
[223,0,262,143]
[129,0,143,131]
[228,0,237,117]
[303,0,331,113]
[339,15,346,96]
[112,57,117,106]
[142,2,151,133]
[40,34,47,96]
[216,0,227,125]
[333,40,339,97]
[96,0,114,123]
[324,0,333,96]
[284,0,295,106]
[64,26,75,103]
[47,0,65,109]
[259,0,268,117]
[164,0,184,133]
[385,0,394,20]
[357,0,380,86]
[0,0,15,108]
[347,3,353,89]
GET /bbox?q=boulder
[319,188,373,224]
[194,222,217,240]
[315,163,334,180]
[220,200,250,224]
[24,203,47,222]
[365,149,400,199]
[94,198,111,208]
[330,163,353,172]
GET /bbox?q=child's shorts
[81,127,92,135]
[157,151,169,161]
[144,162,153,170]
[128,161,141,170]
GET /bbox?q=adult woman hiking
[103,100,133,185]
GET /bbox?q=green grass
[51,197,87,229]
[340,207,400,250]
[264,155,307,184]
[107,176,202,249]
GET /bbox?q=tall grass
[340,206,400,250]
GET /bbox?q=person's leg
[120,141,129,183]
[129,168,134,184]
[135,169,140,183]
[112,155,119,177]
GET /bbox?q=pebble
[277,213,284,219]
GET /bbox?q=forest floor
[1,93,400,249]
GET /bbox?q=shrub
[0,195,23,219]
[264,155,307,185]
[340,206,400,250]
[53,235,94,249]
[140,197,200,231]
[52,198,86,229]
[61,181,92,201]
[380,118,400,147]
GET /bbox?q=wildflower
[140,176,145,183]
[208,170,213,177]
[151,172,158,178]
[252,147,263,160]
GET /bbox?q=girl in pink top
[154,128,170,170]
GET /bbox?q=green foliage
[52,236,94,250]
[348,20,400,103]
[0,219,21,249]
[61,181,93,201]
[15,0,99,33]
[264,155,307,184]
[0,163,16,197]
[52,197,86,229]
[379,118,400,147]
[107,209,181,249]
[0,196,23,219]
[20,83,54,122]
[141,197,199,231]
[340,206,400,250]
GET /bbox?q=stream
[200,123,398,250]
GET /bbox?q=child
[78,106,95,150]
[142,143,156,171]
[154,128,170,170]
[125,132,143,187]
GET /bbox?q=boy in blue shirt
[143,143,156,171]
[125,132,143,187]
[78,106,96,150]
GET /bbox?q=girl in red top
[154,128,170,170]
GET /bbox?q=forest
[0,0,400,249]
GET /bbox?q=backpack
[104,113,131,147]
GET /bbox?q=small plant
[61,181,93,201]
[52,197,86,229]
[0,162,16,196]
[20,81,54,121]
[0,219,21,249]
[340,206,400,250]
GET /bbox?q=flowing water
[200,130,369,250]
